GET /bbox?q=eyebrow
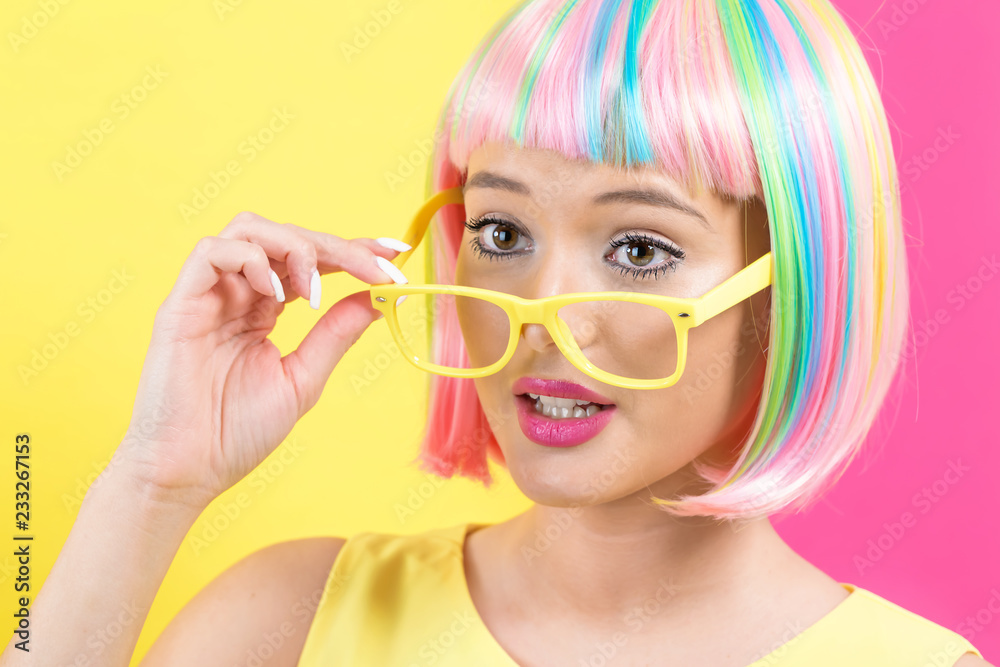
[463,170,715,233]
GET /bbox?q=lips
[511,377,615,406]
[514,393,617,447]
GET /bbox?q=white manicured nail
[374,256,408,284]
[396,295,408,307]
[269,269,285,303]
[375,237,412,252]
[309,269,321,310]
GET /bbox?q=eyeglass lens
[392,292,679,381]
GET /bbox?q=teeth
[527,393,597,408]
[532,398,602,419]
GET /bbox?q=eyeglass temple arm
[388,187,466,272]
[692,252,772,326]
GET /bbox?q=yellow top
[297,522,984,666]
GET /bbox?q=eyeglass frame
[369,186,772,390]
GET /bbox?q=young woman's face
[455,141,771,507]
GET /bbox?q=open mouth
[516,393,614,420]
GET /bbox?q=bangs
[441,0,760,199]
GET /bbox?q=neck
[500,499,793,625]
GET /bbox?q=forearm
[0,454,206,666]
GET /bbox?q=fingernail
[269,269,285,302]
[374,256,408,284]
[376,237,412,252]
[395,295,407,307]
[309,269,321,310]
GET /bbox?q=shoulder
[954,653,995,667]
[138,536,347,666]
[208,535,349,621]
[223,535,349,614]
[841,585,988,665]
[955,655,995,667]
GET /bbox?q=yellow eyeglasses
[369,187,772,390]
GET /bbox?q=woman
[3,0,990,665]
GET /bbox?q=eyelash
[463,215,686,281]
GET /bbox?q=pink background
[772,1,1000,659]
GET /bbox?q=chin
[497,442,630,508]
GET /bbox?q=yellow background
[0,0,529,662]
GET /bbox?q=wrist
[85,452,211,527]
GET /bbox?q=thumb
[281,289,382,415]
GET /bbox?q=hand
[113,211,409,509]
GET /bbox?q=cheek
[628,391,709,463]
[454,247,468,283]
[619,305,766,479]
[670,302,765,435]
[453,251,503,365]
[560,300,679,382]
[681,303,744,386]
[456,294,511,370]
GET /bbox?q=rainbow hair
[409,0,908,520]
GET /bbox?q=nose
[521,313,600,354]
[520,320,556,353]
[518,253,600,353]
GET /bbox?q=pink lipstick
[512,377,617,448]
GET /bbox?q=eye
[605,232,686,281]
[464,215,531,261]
[462,216,686,282]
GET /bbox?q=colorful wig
[410,0,908,521]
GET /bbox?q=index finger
[284,223,410,284]
[218,214,405,301]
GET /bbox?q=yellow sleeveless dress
[296,522,985,666]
